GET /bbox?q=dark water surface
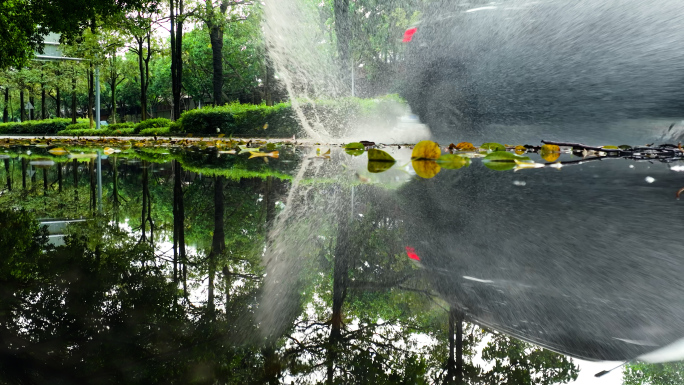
[1,141,683,384]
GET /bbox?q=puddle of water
[1,142,683,384]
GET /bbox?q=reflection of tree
[624,361,684,385]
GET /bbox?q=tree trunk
[20,89,25,122]
[41,86,46,119]
[137,36,149,121]
[334,0,351,86]
[43,169,48,195]
[88,65,94,128]
[445,308,464,385]
[327,189,351,384]
[29,93,34,120]
[173,160,188,297]
[170,0,184,120]
[71,78,77,124]
[2,87,8,123]
[21,158,27,189]
[57,163,62,193]
[4,159,11,191]
[209,25,224,106]
[89,159,95,211]
[207,175,225,314]
[73,159,78,203]
[141,161,150,241]
[56,87,61,118]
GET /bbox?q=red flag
[403,27,418,43]
[406,246,421,261]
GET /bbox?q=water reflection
[1,143,683,384]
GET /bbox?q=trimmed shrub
[65,122,90,131]
[0,118,87,135]
[57,127,135,136]
[107,123,136,130]
[174,95,406,137]
[134,118,171,134]
[176,102,298,137]
[139,126,171,136]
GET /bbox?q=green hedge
[58,127,135,136]
[139,126,171,136]
[174,95,406,137]
[0,118,87,135]
[134,118,171,134]
[176,102,298,137]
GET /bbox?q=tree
[169,0,186,120]
[0,0,145,69]
[624,361,684,385]
[124,8,160,121]
[195,0,253,106]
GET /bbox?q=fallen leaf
[248,151,279,159]
[480,142,506,152]
[48,147,68,155]
[436,154,470,169]
[345,142,365,156]
[540,152,561,162]
[455,142,476,151]
[514,145,527,155]
[368,161,395,173]
[540,144,560,152]
[412,159,441,178]
[218,134,225,138]
[411,140,441,159]
[367,148,396,162]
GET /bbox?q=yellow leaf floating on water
[540,144,560,152]
[514,145,527,155]
[602,145,619,149]
[248,151,279,159]
[541,152,560,162]
[103,147,119,155]
[540,144,561,162]
[263,123,269,130]
[48,147,68,156]
[412,160,441,178]
[411,140,441,159]
[455,142,476,151]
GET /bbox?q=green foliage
[139,126,171,136]
[58,126,135,136]
[176,95,405,137]
[134,117,171,134]
[624,361,684,385]
[481,332,579,384]
[177,102,297,137]
[64,122,90,131]
[0,118,85,135]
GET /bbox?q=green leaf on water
[480,142,506,152]
[368,161,395,173]
[436,154,471,169]
[483,151,531,171]
[483,151,531,162]
[367,149,396,173]
[345,142,365,156]
[367,149,396,162]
